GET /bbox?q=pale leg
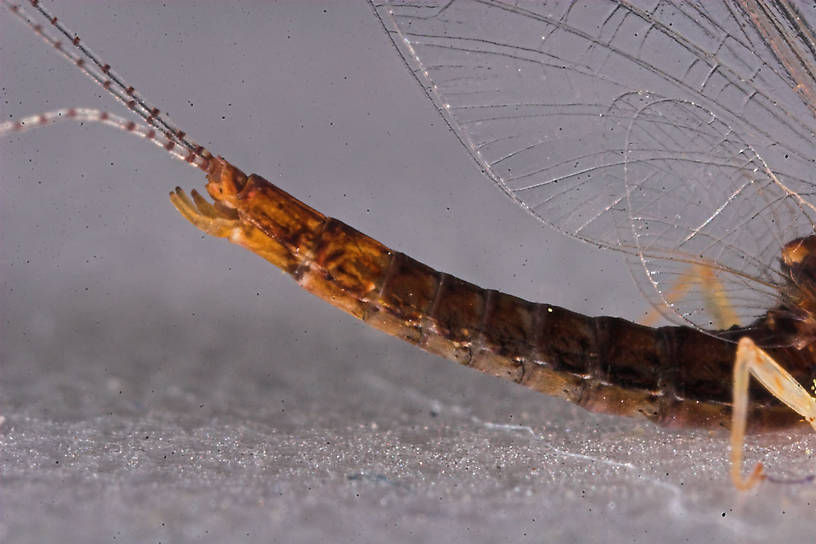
[731,337,816,490]
[642,264,738,329]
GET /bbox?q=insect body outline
[5,0,816,490]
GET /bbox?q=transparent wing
[619,94,816,329]
[371,0,816,331]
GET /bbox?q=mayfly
[5,0,816,490]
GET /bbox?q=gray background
[2,1,815,542]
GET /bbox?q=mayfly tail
[3,0,209,162]
[0,108,210,171]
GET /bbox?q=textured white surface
[2,2,816,543]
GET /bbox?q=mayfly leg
[731,337,816,489]
[641,264,739,330]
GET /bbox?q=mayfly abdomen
[191,158,803,433]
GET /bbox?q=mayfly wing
[370,0,816,334]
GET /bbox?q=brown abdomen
[229,172,805,433]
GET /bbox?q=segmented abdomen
[224,172,803,432]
